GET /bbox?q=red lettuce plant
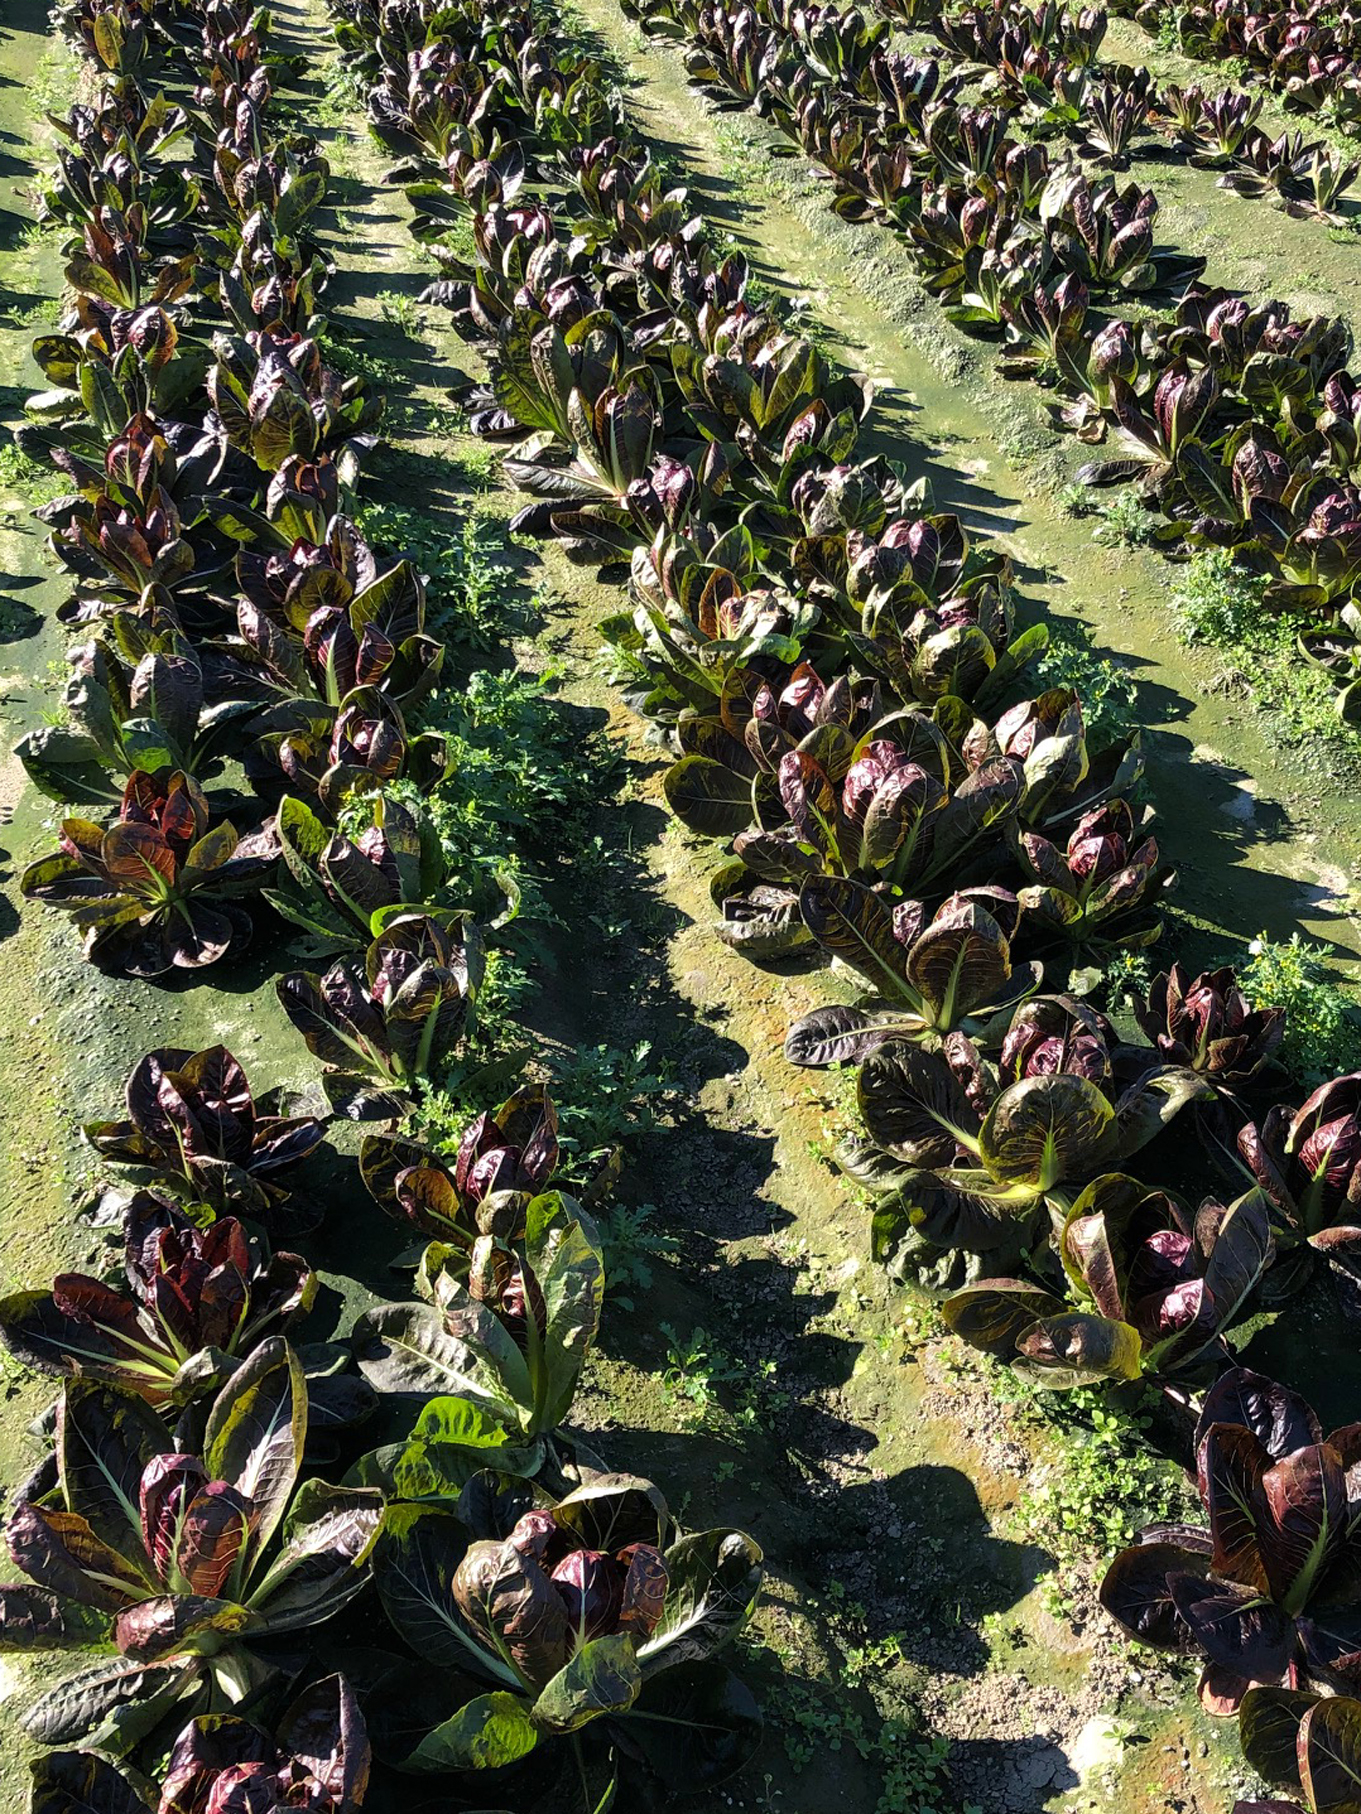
[854,996,1209,1271]
[359,1083,562,1245]
[1012,798,1173,950]
[26,1673,370,1814]
[1236,1682,1361,1814]
[942,1172,1273,1387]
[0,1344,382,1757]
[84,1045,325,1219]
[0,1190,314,1406]
[1101,1367,1361,1715]
[21,769,277,976]
[371,1473,762,1785]
[1136,964,1286,1089]
[352,1192,605,1477]
[1239,1072,1361,1299]
[784,877,1040,1065]
[277,913,479,1117]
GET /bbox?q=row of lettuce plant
[834,0,1361,139]
[817,0,1361,226]
[903,0,1360,222]
[0,3,768,1810]
[1102,0,1361,136]
[613,0,1361,722]
[331,0,1361,1804]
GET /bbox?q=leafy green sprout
[359,501,520,649]
[1169,550,1353,750]
[378,290,427,335]
[550,1039,670,1188]
[984,1380,1194,1620]
[1172,549,1282,651]
[1097,947,1154,1013]
[747,1590,976,1813]
[1056,479,1100,518]
[659,1324,744,1421]
[1031,621,1140,751]
[0,440,65,503]
[595,1201,678,1308]
[1092,488,1158,548]
[1240,931,1360,1085]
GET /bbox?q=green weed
[596,1201,678,1307]
[314,59,366,130]
[29,37,82,117]
[1001,1382,1192,1619]
[1,294,61,329]
[1056,480,1099,518]
[405,666,621,928]
[1172,549,1281,650]
[550,1040,669,1189]
[659,1324,744,1422]
[657,1324,782,1431]
[1094,947,1153,1014]
[1240,932,1360,1085]
[319,333,407,393]
[748,1590,979,1814]
[371,656,624,1121]
[359,501,520,650]
[1170,551,1352,750]
[0,439,63,502]
[801,1063,860,1171]
[378,290,427,335]
[382,650,632,1144]
[1031,620,1139,751]
[712,121,767,193]
[1092,489,1158,548]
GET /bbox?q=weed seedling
[378,290,426,335]
[1171,550,1361,754]
[1056,479,1099,518]
[659,1324,745,1424]
[597,1201,679,1308]
[1031,621,1139,751]
[1092,489,1157,548]
[1240,932,1360,1084]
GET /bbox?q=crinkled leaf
[1100,1538,1210,1651]
[941,1280,1066,1357]
[405,1690,539,1773]
[1300,1696,1361,1814]
[1197,1368,1323,1463]
[857,1041,981,1166]
[352,1300,528,1417]
[58,1381,167,1558]
[1169,1573,1294,1682]
[638,1530,762,1677]
[371,1505,517,1686]
[979,1073,1116,1192]
[29,1751,149,1814]
[1239,1684,1318,1791]
[663,756,753,837]
[531,1631,640,1734]
[1013,1311,1144,1389]
[203,1338,306,1556]
[798,876,914,1006]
